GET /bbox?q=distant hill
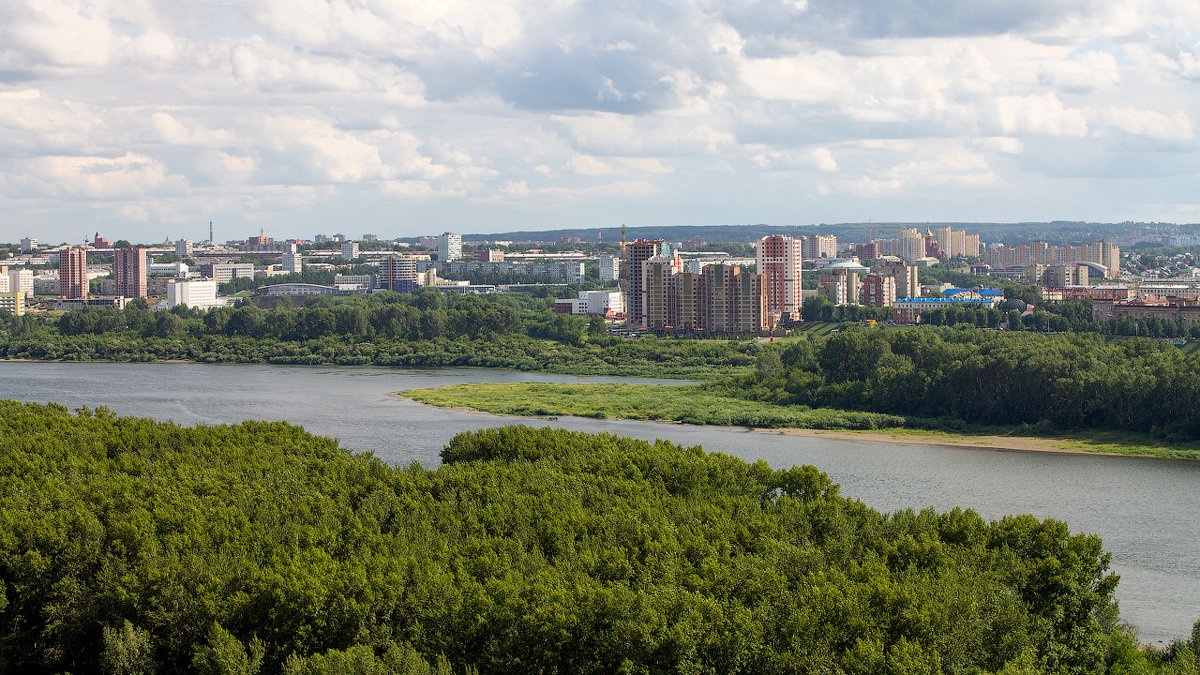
[456,221,1194,247]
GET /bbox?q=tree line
[0,291,760,378]
[722,327,1200,440]
[2,404,1196,673]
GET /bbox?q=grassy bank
[402,382,1200,460]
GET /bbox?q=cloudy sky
[2,0,1199,244]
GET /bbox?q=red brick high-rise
[59,247,88,298]
[113,247,147,298]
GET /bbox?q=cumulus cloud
[1,0,1199,240]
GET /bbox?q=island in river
[401,382,1200,461]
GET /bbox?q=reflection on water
[2,361,1197,644]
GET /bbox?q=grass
[402,382,1200,461]
[403,383,908,430]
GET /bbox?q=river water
[2,361,1196,644]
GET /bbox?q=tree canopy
[2,403,1195,673]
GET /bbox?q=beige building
[0,292,25,316]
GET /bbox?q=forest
[714,327,1200,441]
[2,401,1198,674]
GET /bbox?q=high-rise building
[873,260,920,299]
[801,235,837,260]
[341,241,359,260]
[861,273,897,307]
[175,239,193,257]
[624,239,672,328]
[642,256,680,329]
[380,255,418,292]
[598,255,620,283]
[7,267,33,298]
[438,232,462,261]
[756,235,803,323]
[897,229,925,263]
[113,247,147,298]
[20,238,38,253]
[59,247,88,299]
[282,251,302,274]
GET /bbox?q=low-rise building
[54,297,128,311]
[1093,296,1200,328]
[166,279,223,309]
[892,297,1000,324]
[0,292,25,316]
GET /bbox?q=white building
[282,251,302,274]
[7,268,33,297]
[166,279,221,309]
[20,238,38,253]
[438,232,462,261]
[175,239,193,257]
[148,262,189,276]
[341,241,359,260]
[598,255,620,282]
[554,290,625,316]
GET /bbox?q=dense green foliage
[721,327,1200,441]
[6,403,1197,674]
[0,291,757,379]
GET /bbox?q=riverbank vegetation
[403,383,1200,460]
[0,291,757,379]
[405,382,909,430]
[406,326,1200,457]
[722,327,1200,442]
[3,402,1198,673]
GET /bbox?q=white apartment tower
[438,232,462,261]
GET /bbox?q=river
[2,361,1197,645]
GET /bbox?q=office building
[438,232,462,261]
[380,255,419,292]
[166,279,221,309]
[553,290,625,316]
[757,235,803,323]
[59,247,88,299]
[282,250,302,274]
[473,249,505,262]
[113,247,148,298]
[341,241,359,260]
[201,263,255,284]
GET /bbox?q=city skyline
[2,1,1199,244]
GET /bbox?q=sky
[2,0,1199,244]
